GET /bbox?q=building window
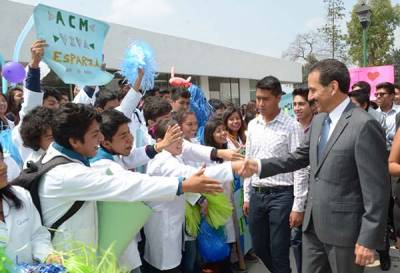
[208,77,240,106]
[154,73,200,90]
[249,80,257,101]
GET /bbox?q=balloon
[2,62,26,83]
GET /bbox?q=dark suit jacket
[260,102,390,249]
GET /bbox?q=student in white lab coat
[19,106,54,168]
[143,118,245,273]
[0,144,60,264]
[90,109,182,272]
[37,103,224,259]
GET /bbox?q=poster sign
[279,93,295,118]
[33,4,113,86]
[349,65,394,100]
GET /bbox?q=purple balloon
[2,61,26,83]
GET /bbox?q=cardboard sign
[279,93,295,118]
[349,65,394,100]
[33,4,113,86]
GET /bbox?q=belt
[253,185,293,194]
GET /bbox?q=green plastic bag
[97,201,152,258]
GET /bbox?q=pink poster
[349,65,394,100]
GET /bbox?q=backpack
[11,155,85,239]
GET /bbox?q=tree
[389,49,400,84]
[282,31,327,82]
[319,0,348,62]
[347,0,400,66]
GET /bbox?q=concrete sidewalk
[247,246,400,273]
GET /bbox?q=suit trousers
[302,221,363,273]
[248,188,293,273]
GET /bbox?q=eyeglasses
[375,92,389,97]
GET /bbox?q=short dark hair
[100,109,131,141]
[143,96,172,124]
[395,83,400,90]
[309,59,350,93]
[154,118,178,140]
[43,88,62,101]
[351,81,371,94]
[20,106,54,151]
[52,103,101,150]
[349,89,370,110]
[118,78,128,87]
[208,99,225,111]
[173,110,196,125]
[376,82,395,94]
[204,117,227,149]
[256,76,282,96]
[292,88,310,103]
[94,89,119,109]
[170,88,191,101]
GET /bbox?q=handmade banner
[33,4,113,86]
[279,93,295,118]
[349,65,394,100]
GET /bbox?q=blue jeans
[291,227,302,273]
[248,188,294,273]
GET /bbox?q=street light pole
[356,1,372,67]
[362,25,368,67]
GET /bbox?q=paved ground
[247,246,400,273]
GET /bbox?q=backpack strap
[49,200,85,239]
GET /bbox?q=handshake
[232,159,260,178]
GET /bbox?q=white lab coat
[4,154,21,182]
[1,186,53,263]
[38,144,179,250]
[144,151,234,270]
[91,153,181,270]
[72,86,99,105]
[12,87,44,164]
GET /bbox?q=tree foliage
[319,0,348,62]
[347,0,400,66]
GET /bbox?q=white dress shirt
[377,103,400,149]
[244,111,308,212]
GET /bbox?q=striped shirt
[244,111,308,212]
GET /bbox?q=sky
[10,0,400,59]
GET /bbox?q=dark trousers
[302,222,363,273]
[248,188,293,273]
[291,227,302,273]
[142,260,181,273]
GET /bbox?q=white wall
[199,76,210,99]
[239,78,251,105]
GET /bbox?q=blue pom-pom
[188,84,213,128]
[16,263,66,273]
[121,41,157,92]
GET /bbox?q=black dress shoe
[379,252,391,271]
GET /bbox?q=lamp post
[356,1,372,67]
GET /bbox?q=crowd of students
[0,40,261,273]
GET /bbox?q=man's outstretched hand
[238,159,259,178]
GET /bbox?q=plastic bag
[197,219,230,263]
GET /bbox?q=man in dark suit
[240,59,390,273]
